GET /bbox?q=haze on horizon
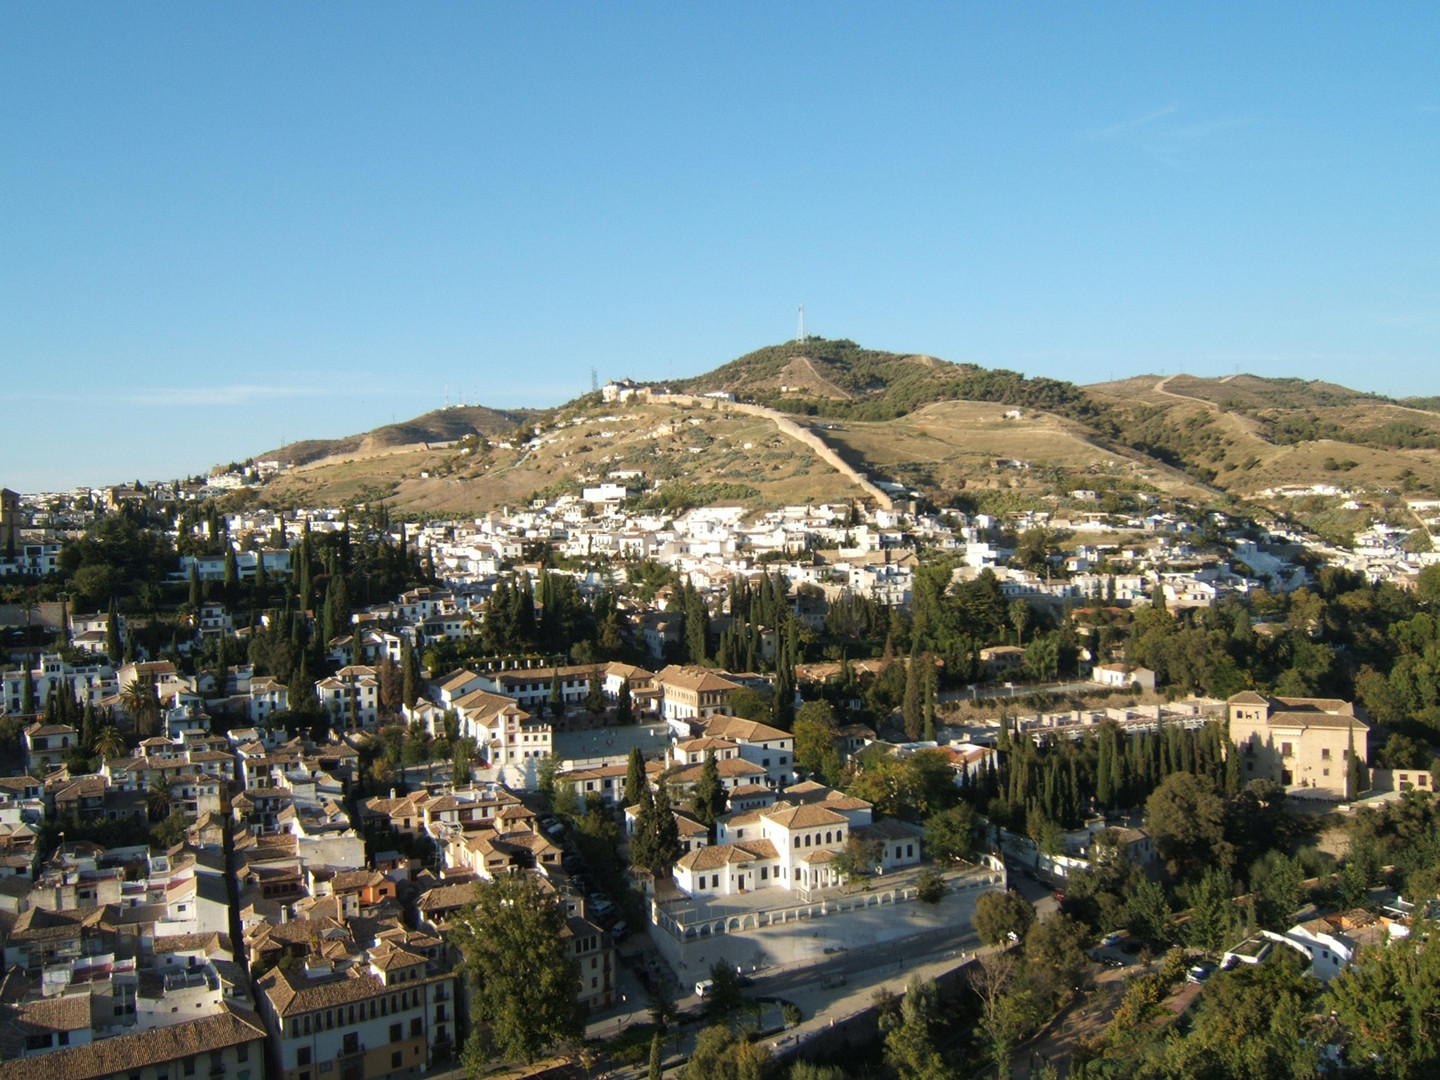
[2,5,1437,492]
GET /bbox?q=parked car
[1100,932,1124,948]
[695,979,715,998]
[610,921,629,941]
[1187,962,1217,984]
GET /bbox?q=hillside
[245,344,1440,525]
[258,405,534,467]
[673,338,1103,423]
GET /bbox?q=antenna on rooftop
[797,305,807,343]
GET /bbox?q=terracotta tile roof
[762,804,849,830]
[654,665,743,695]
[152,931,231,956]
[676,843,766,872]
[702,715,790,743]
[416,881,480,912]
[0,1005,266,1080]
[368,944,426,971]
[11,992,91,1031]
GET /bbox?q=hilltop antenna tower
[797,305,806,343]
[445,382,450,409]
[591,367,598,393]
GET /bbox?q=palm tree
[94,726,127,761]
[121,674,161,738]
[146,778,171,823]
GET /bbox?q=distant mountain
[245,344,1440,527]
[258,405,535,467]
[672,338,1101,423]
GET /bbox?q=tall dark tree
[691,749,727,830]
[615,677,634,726]
[623,746,648,808]
[105,599,122,663]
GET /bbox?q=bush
[915,867,946,903]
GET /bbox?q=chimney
[390,788,396,801]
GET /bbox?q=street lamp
[615,993,627,1038]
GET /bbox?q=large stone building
[1228,692,1369,800]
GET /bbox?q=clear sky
[3,4,1438,492]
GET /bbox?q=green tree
[793,700,842,785]
[1146,771,1232,879]
[448,875,581,1063]
[702,961,745,1019]
[691,749,727,829]
[105,599,122,663]
[1162,949,1321,1080]
[1250,850,1304,931]
[616,676,634,726]
[1009,598,1032,646]
[923,802,978,864]
[1330,932,1440,1080]
[649,1031,664,1080]
[146,777,172,823]
[883,977,948,1080]
[623,746,648,808]
[586,667,605,715]
[1123,875,1173,945]
[549,667,565,718]
[681,1023,768,1080]
[1182,867,1238,953]
[902,648,924,741]
[974,888,1036,946]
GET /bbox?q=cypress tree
[902,647,923,741]
[549,668,564,717]
[106,600,122,663]
[1096,727,1114,807]
[223,544,238,593]
[691,749,725,830]
[652,779,681,873]
[616,677,634,726]
[189,562,201,608]
[586,667,605,715]
[922,655,937,743]
[623,746,648,808]
[401,636,420,708]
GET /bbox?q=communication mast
[591,367,598,393]
[797,305,807,343]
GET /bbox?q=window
[1281,742,1294,758]
[1321,747,1331,760]
[297,1049,312,1067]
[58,1032,69,1046]
[411,1018,423,1038]
[237,1044,248,1063]
[760,866,768,880]
[391,1053,403,1069]
[343,1033,358,1054]
[390,1023,403,1041]
[906,844,914,858]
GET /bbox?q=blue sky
[3,4,1437,491]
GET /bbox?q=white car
[694,979,714,998]
[1100,932,1124,948]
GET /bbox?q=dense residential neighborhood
[3,472,1440,1080]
